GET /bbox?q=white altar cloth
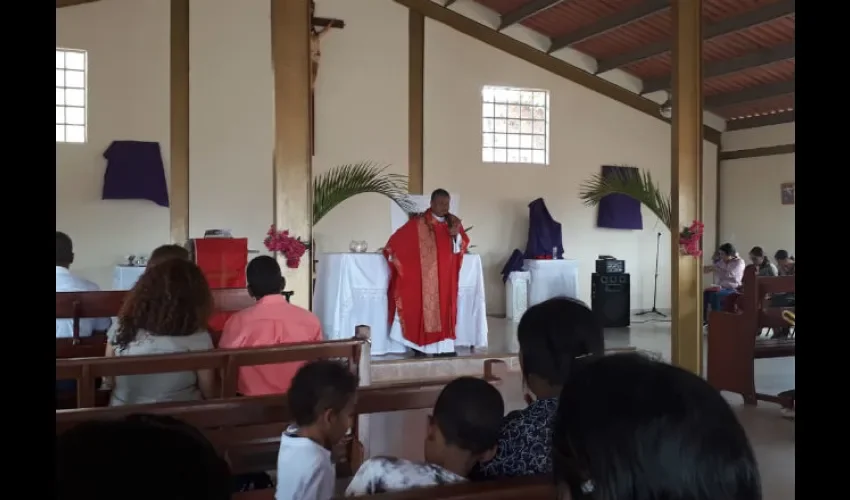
[313,253,488,355]
[112,266,146,291]
[523,259,579,306]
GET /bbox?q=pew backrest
[740,265,795,329]
[56,338,364,408]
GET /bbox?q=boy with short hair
[344,377,504,496]
[276,360,359,500]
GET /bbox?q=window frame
[481,85,550,166]
[56,48,89,144]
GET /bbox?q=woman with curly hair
[104,259,217,406]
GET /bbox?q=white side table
[505,271,531,322]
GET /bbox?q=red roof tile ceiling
[470,0,795,119]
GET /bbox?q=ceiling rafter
[548,0,669,54]
[595,0,795,74]
[725,111,794,131]
[705,80,794,109]
[499,0,568,31]
[642,42,795,95]
[56,0,99,7]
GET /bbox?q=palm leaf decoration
[313,161,416,225]
[578,166,672,230]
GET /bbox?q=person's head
[553,353,761,500]
[246,255,286,299]
[288,360,359,449]
[115,259,213,349]
[56,414,231,500]
[430,188,451,217]
[748,246,770,268]
[424,377,504,475]
[56,231,74,268]
[774,249,793,265]
[148,244,191,267]
[517,297,605,400]
[718,242,737,261]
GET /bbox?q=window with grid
[482,85,549,165]
[56,49,88,143]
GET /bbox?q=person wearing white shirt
[55,231,111,339]
[276,360,358,500]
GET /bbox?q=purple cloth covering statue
[102,140,170,207]
[596,166,642,230]
[524,198,563,259]
[501,249,524,283]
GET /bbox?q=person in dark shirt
[471,297,604,479]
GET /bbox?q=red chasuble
[383,210,470,347]
[194,238,249,334]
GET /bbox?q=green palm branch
[313,162,416,225]
[578,166,672,230]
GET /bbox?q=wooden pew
[232,476,552,500]
[57,362,504,476]
[56,338,364,409]
[707,265,795,404]
[56,288,258,358]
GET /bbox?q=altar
[313,253,489,356]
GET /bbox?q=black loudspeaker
[591,273,631,328]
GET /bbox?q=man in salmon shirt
[218,255,322,396]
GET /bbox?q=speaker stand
[636,232,667,319]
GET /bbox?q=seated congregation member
[552,353,761,500]
[345,377,505,496]
[471,297,604,480]
[749,246,778,277]
[219,255,322,396]
[702,243,745,322]
[57,414,231,500]
[276,360,358,500]
[148,243,190,267]
[55,231,111,338]
[775,249,795,276]
[105,259,217,406]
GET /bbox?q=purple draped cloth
[524,198,563,259]
[102,140,170,207]
[596,166,643,230]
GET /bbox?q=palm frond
[578,166,672,230]
[313,161,416,225]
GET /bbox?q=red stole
[383,210,469,346]
[194,238,248,333]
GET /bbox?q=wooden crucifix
[310,0,345,155]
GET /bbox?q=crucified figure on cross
[310,22,334,90]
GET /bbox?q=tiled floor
[364,315,795,499]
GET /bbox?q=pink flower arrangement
[679,220,704,258]
[264,225,309,269]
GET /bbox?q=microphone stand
[636,232,666,318]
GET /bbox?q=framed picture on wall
[780,182,795,205]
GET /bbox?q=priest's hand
[447,215,460,236]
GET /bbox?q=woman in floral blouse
[470,297,605,479]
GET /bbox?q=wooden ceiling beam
[595,0,795,74]
[444,0,457,7]
[56,0,99,7]
[719,144,794,161]
[499,0,568,31]
[706,80,794,109]
[394,0,721,145]
[548,0,669,54]
[642,42,795,94]
[725,111,794,131]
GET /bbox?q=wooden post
[408,10,425,195]
[271,0,313,309]
[670,0,703,375]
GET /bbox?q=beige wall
[720,123,795,260]
[57,0,719,315]
[56,0,171,287]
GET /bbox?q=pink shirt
[713,256,745,290]
[218,294,322,396]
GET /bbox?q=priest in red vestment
[383,189,469,357]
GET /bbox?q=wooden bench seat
[56,338,364,409]
[707,266,795,404]
[57,363,503,476]
[56,288,260,358]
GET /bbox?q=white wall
[57,0,720,315]
[56,0,171,287]
[720,123,795,259]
